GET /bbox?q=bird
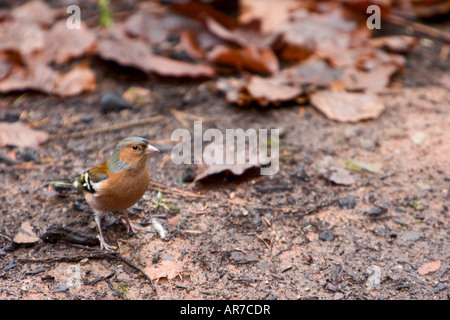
[47,136,159,250]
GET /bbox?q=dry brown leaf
[170,0,237,30]
[124,3,171,44]
[0,60,96,97]
[0,20,46,62]
[144,258,183,280]
[281,58,342,87]
[310,90,385,122]
[0,63,58,95]
[43,20,97,65]
[0,54,12,81]
[207,44,278,74]
[13,221,40,244]
[0,121,48,148]
[179,30,205,60]
[239,0,304,34]
[11,0,56,27]
[245,76,302,106]
[418,260,441,275]
[279,9,358,61]
[97,38,215,78]
[340,64,399,93]
[370,36,418,54]
[54,62,97,97]
[195,141,263,182]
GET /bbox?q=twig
[149,181,206,198]
[386,14,450,43]
[46,115,165,141]
[255,234,272,251]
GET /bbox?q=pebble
[401,232,422,242]
[319,230,335,241]
[364,206,387,217]
[100,91,132,113]
[292,166,309,181]
[337,195,356,209]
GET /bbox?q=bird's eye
[132,145,138,150]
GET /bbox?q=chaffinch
[49,136,159,250]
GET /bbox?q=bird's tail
[44,178,75,187]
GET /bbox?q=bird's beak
[145,144,159,154]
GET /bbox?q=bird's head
[107,137,159,173]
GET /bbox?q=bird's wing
[76,161,109,194]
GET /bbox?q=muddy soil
[0,8,449,300]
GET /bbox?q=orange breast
[85,169,150,212]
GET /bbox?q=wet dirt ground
[1,19,449,300]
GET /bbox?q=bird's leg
[122,210,152,233]
[94,211,115,251]
[122,210,135,234]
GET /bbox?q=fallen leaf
[179,30,206,60]
[281,58,342,87]
[207,44,279,75]
[244,75,302,106]
[279,9,358,61]
[340,64,399,92]
[370,35,418,54]
[195,141,263,182]
[43,20,97,65]
[239,0,303,34]
[310,90,385,122]
[170,0,237,30]
[0,121,48,148]
[327,165,356,186]
[54,61,97,96]
[0,60,96,96]
[0,20,46,62]
[144,257,183,280]
[0,54,12,80]
[97,38,215,78]
[418,260,441,276]
[13,221,40,244]
[11,0,56,27]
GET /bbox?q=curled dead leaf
[13,221,40,244]
[97,38,215,78]
[310,90,385,122]
[0,121,48,148]
[43,20,97,65]
[11,0,56,27]
[207,44,278,75]
[245,75,302,106]
[418,260,441,276]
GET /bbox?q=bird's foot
[96,234,116,251]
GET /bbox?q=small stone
[72,200,86,211]
[337,195,356,209]
[364,206,387,217]
[401,232,422,242]
[411,131,426,146]
[100,91,133,113]
[359,138,375,151]
[292,166,309,181]
[319,230,335,241]
[333,292,345,300]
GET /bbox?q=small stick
[385,14,450,43]
[46,115,165,141]
[149,181,206,198]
